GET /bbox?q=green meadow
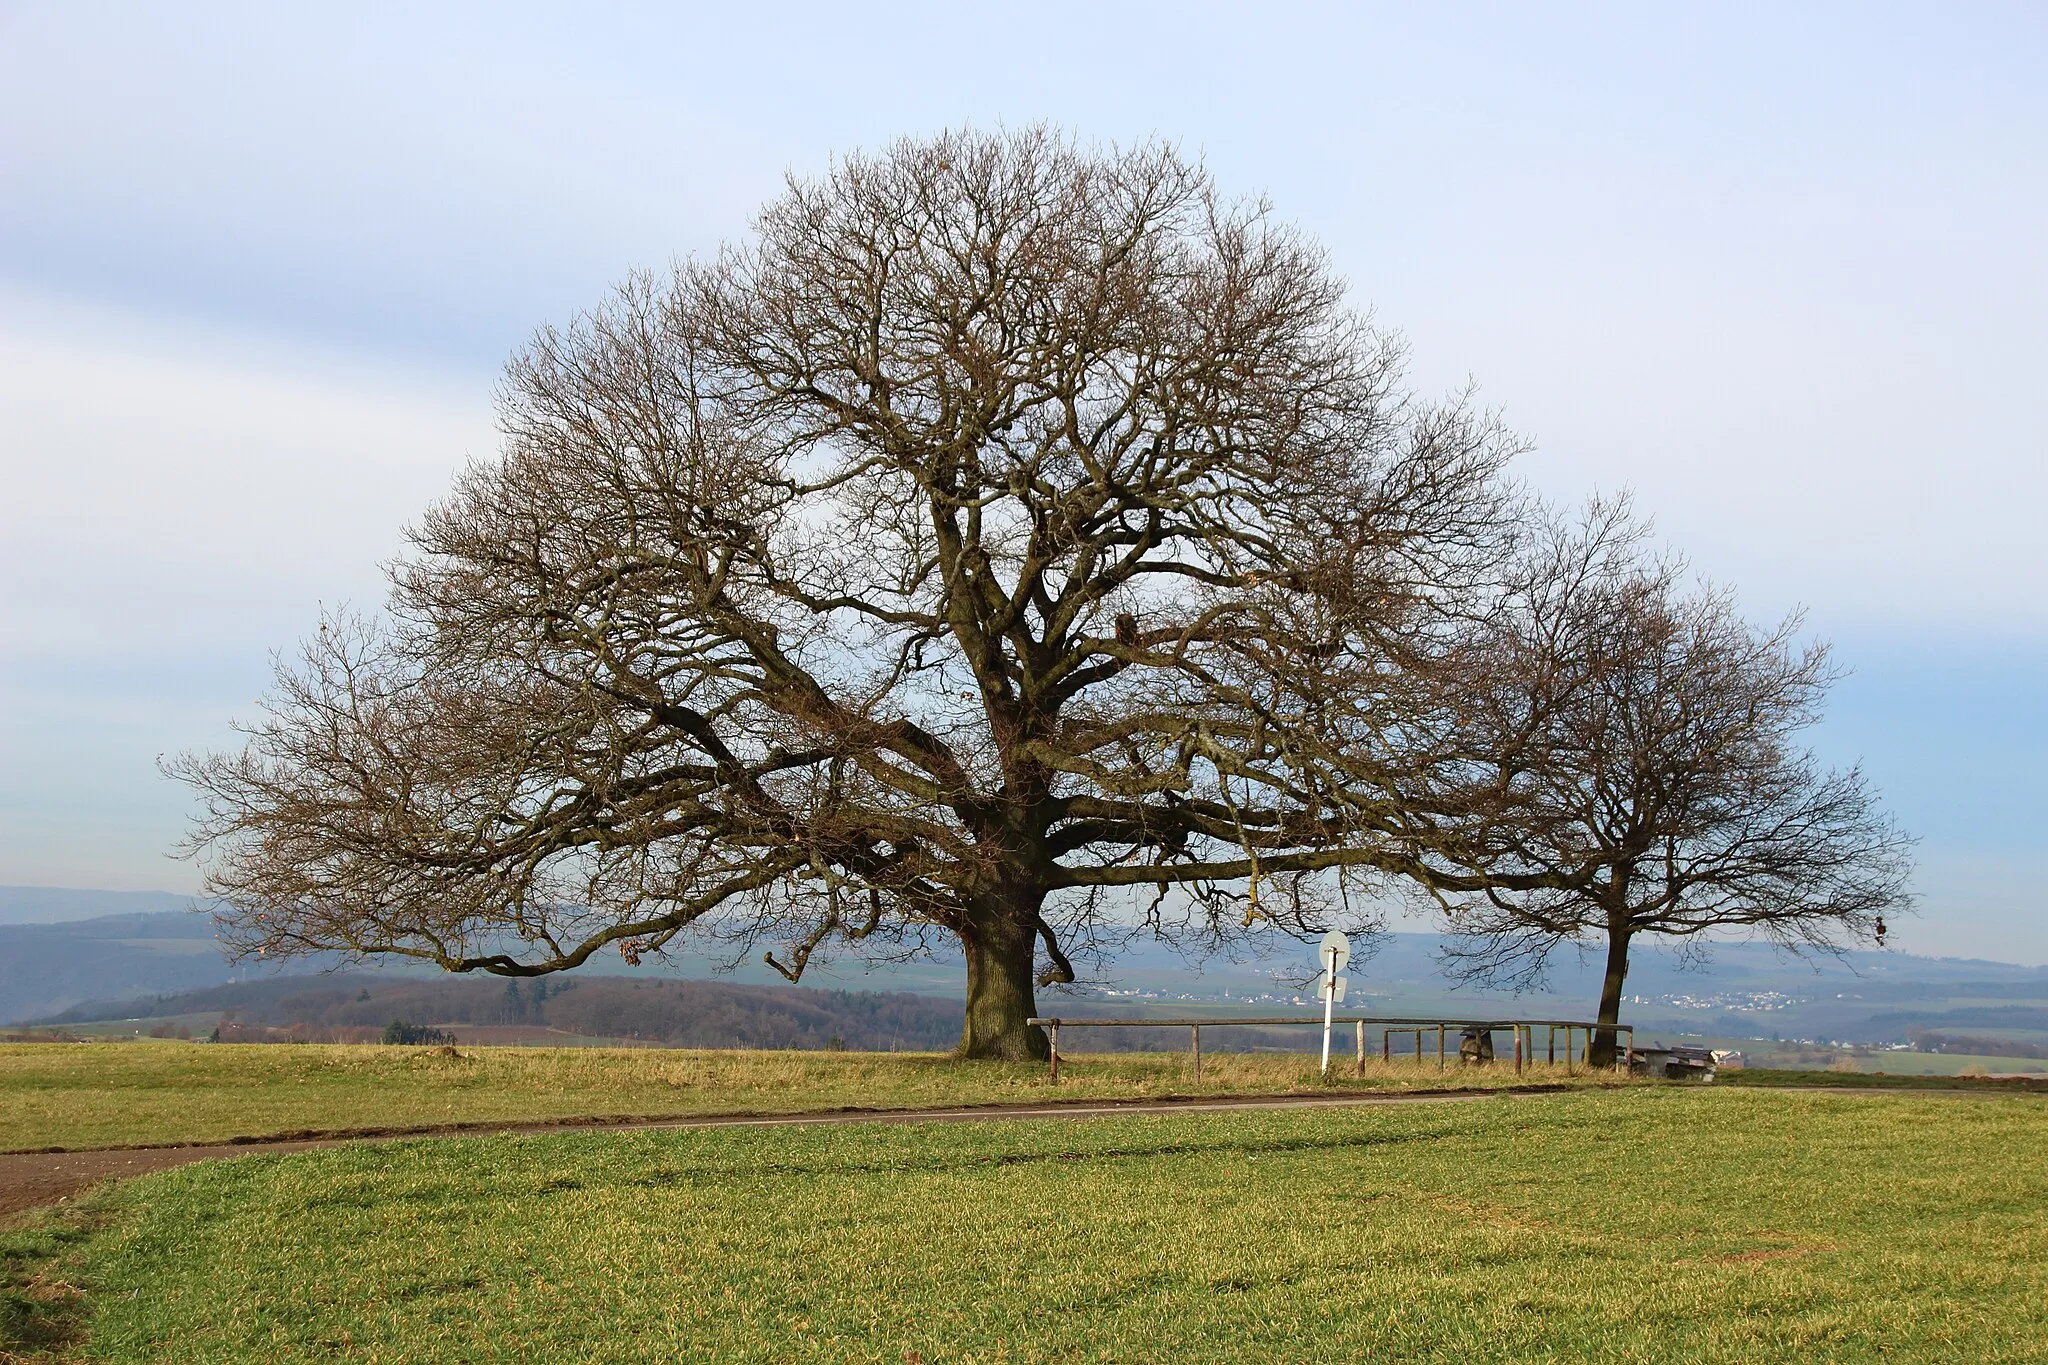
[0,1043,1622,1152]
[7,1087,2045,1362]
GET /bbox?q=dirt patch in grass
[0,1145,342,1222]
[0,1202,114,1362]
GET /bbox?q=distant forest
[38,975,1334,1054]
[1906,1029,2048,1060]
[42,976,966,1052]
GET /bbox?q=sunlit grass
[0,1043,1623,1151]
[39,1087,2048,1363]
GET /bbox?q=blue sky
[1,2,2042,958]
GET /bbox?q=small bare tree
[1434,505,1914,1065]
[172,129,1534,1058]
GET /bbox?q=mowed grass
[1724,1067,2048,1093]
[29,1088,2048,1363]
[0,1043,1622,1151]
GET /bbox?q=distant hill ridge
[0,886,204,925]
[6,889,2048,1049]
[39,975,970,1051]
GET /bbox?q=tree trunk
[1590,926,1631,1069]
[956,912,1048,1060]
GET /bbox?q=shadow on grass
[275,1121,1486,1213]
[608,1121,1473,1190]
[0,1203,108,1362]
[1720,1068,2048,1093]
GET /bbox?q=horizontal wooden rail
[1027,1016,1621,1029]
[1026,1015,1634,1084]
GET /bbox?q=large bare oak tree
[174,130,1530,1058]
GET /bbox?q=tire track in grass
[5,1080,2038,1219]
[2,1089,1504,1217]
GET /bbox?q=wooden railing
[1024,1015,1635,1083]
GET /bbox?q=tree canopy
[1432,505,1914,1062]
[172,129,1908,1059]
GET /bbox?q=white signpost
[1318,930,1350,1076]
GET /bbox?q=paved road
[3,1083,2036,1220]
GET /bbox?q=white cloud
[0,288,495,659]
[0,289,496,888]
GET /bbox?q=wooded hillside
[39,975,965,1051]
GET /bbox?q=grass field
[1688,1039,2048,1077]
[1721,1067,2048,1092]
[1819,1051,2048,1077]
[8,1087,2045,1362]
[0,1043,1625,1152]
